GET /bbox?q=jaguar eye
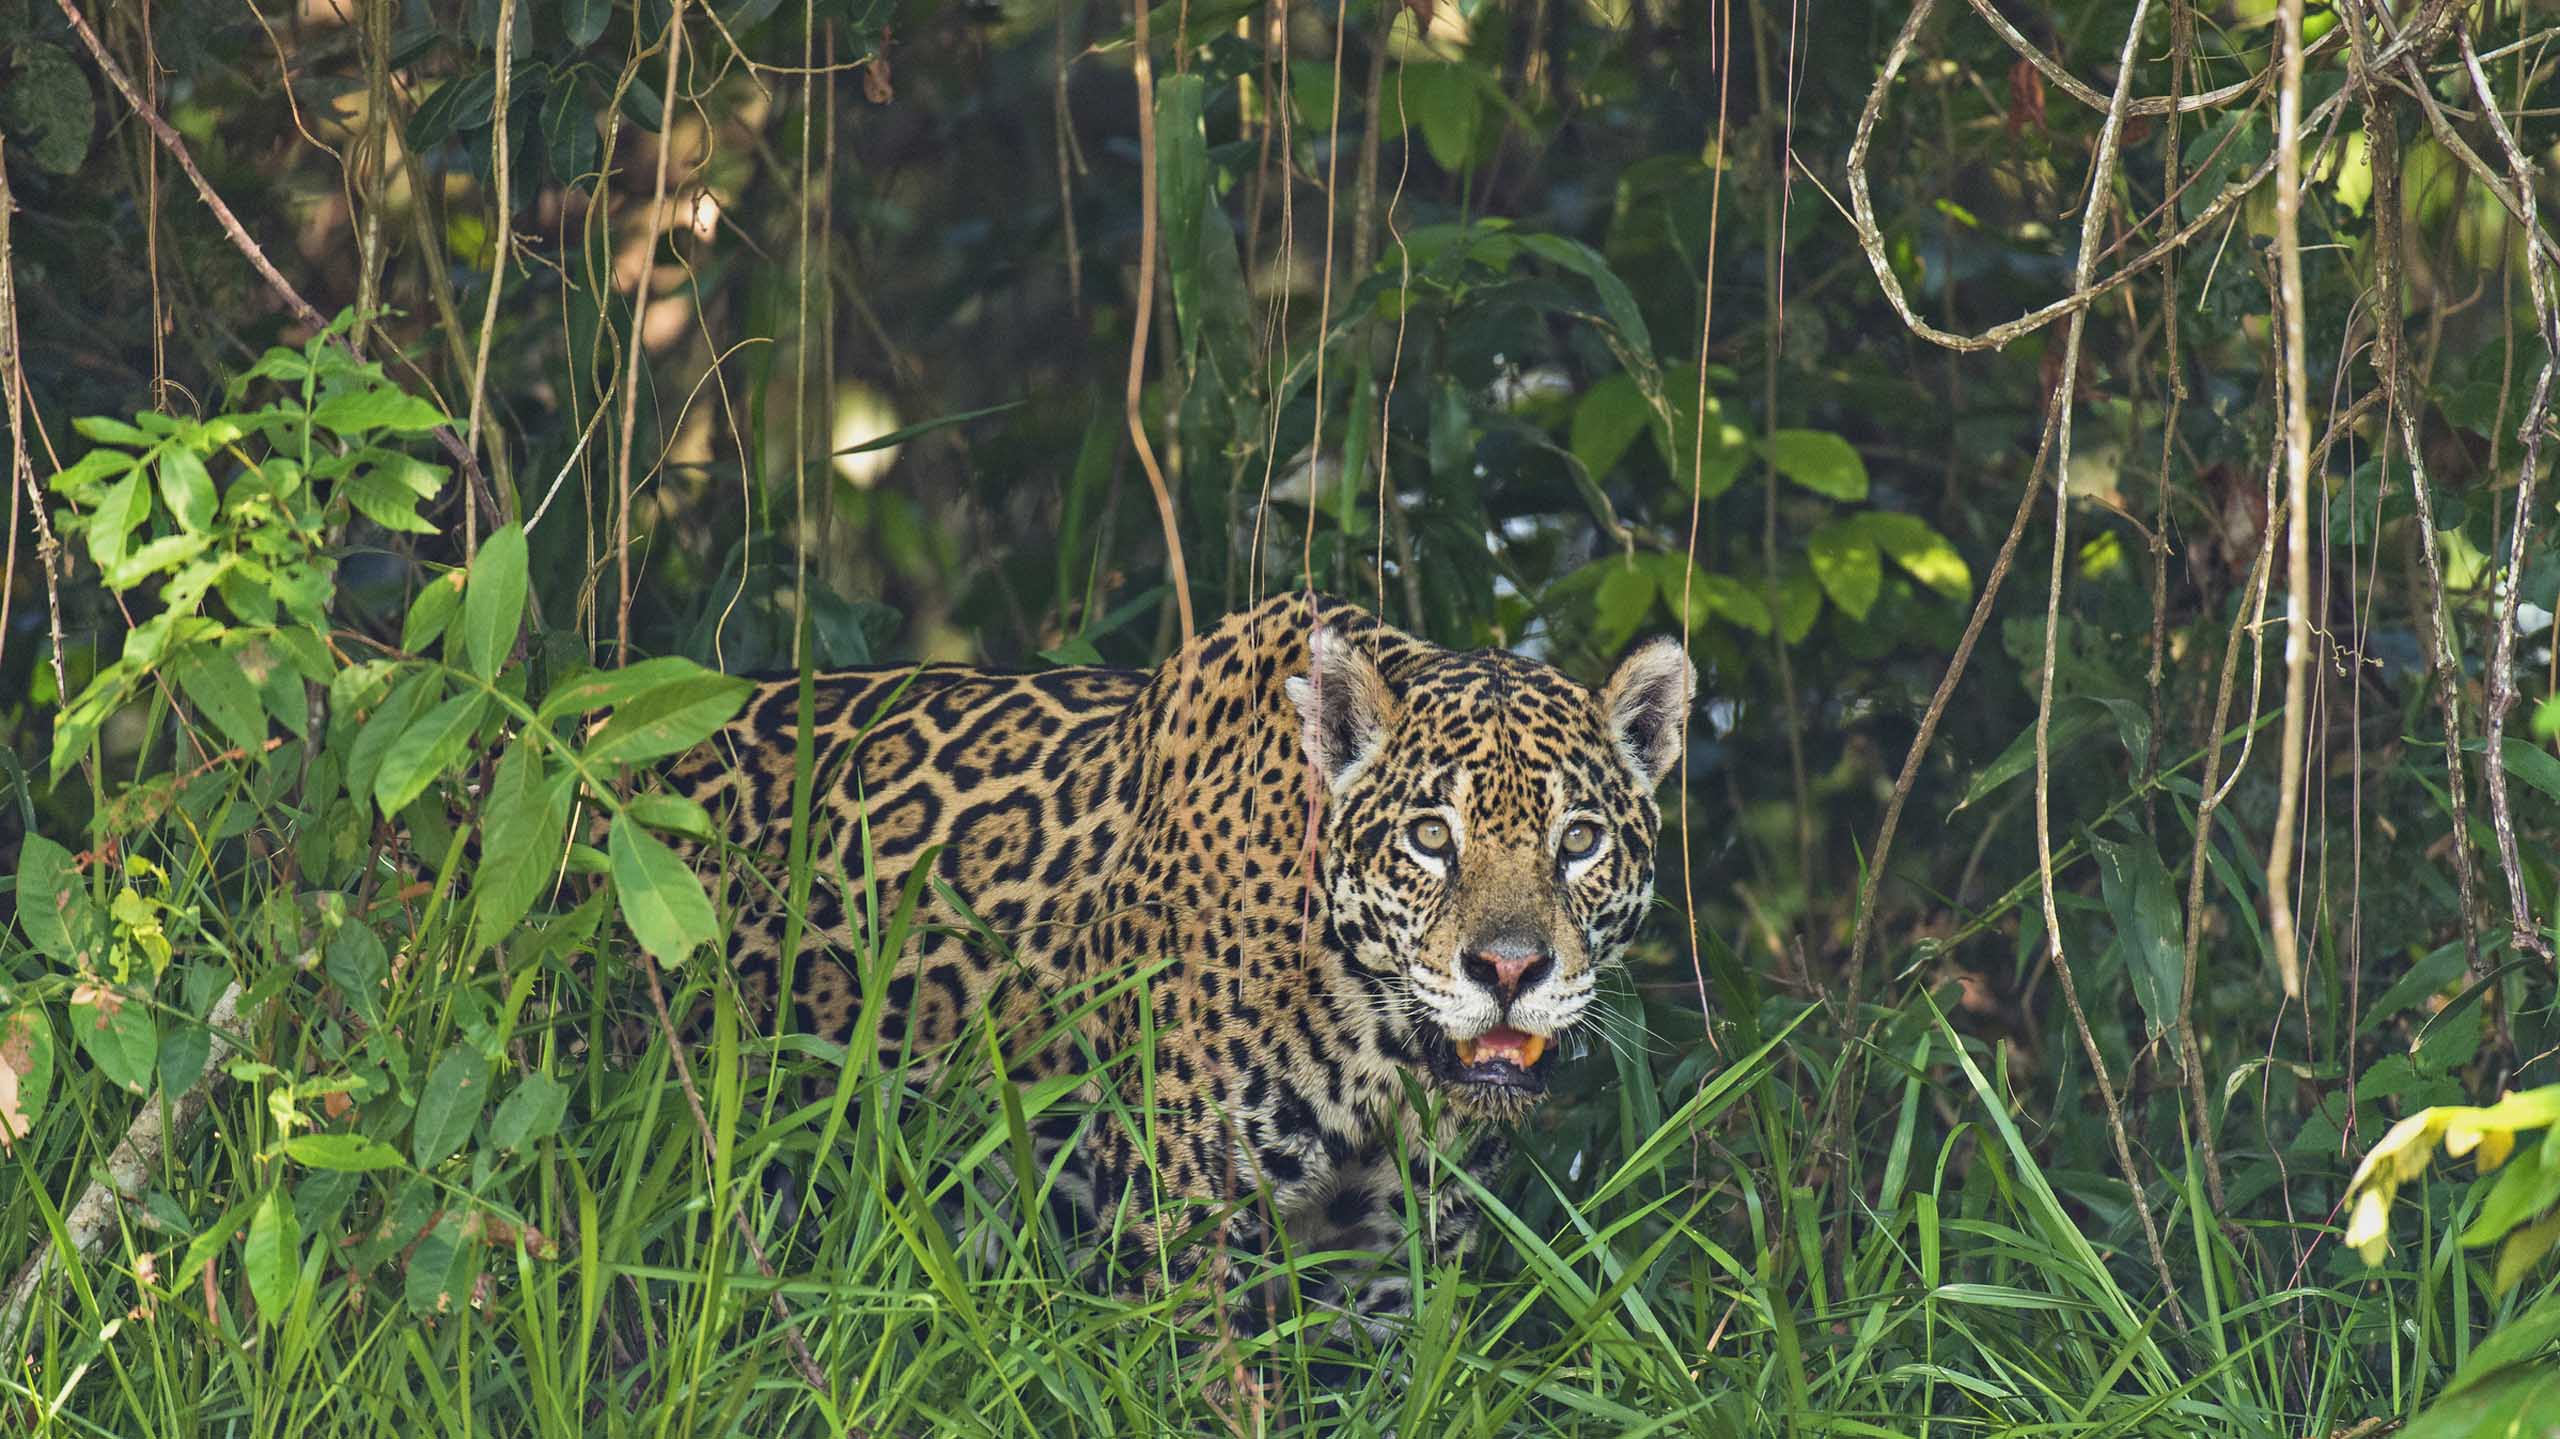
[1560,820,1601,860]
[1409,817,1453,855]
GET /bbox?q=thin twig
[0,139,72,712]
[2264,0,2316,1001]
[461,0,521,557]
[1959,0,2336,118]
[616,4,686,665]
[2021,0,2183,1317]
[2343,6,2487,981]
[1124,0,1194,646]
[2458,21,2560,964]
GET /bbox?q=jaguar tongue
[1456,1027,1548,1070]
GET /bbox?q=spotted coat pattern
[661,591,1695,1324]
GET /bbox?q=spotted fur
[662,592,1695,1327]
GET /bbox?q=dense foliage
[4,0,2560,1433]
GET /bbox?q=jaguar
[661,590,1696,1330]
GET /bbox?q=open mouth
[1423,1022,1553,1097]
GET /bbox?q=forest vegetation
[5,0,2560,1433]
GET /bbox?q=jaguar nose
[1461,939,1554,1005]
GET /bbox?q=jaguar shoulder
[660,591,1696,1316]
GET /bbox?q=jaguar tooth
[1519,1034,1548,1068]
[1457,1037,1482,1064]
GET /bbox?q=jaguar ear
[1286,625,1394,792]
[1600,638,1697,788]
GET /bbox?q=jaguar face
[1289,627,1696,1120]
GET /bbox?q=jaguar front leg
[1289,1123,1507,1347]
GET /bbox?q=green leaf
[1855,511,1972,601]
[324,921,389,1022]
[1572,374,1651,484]
[372,692,489,818]
[156,445,217,533]
[15,835,85,963]
[1644,553,1772,636]
[313,387,450,437]
[85,467,151,580]
[244,1190,299,1322]
[1401,63,1484,173]
[1953,699,2110,814]
[624,791,714,839]
[2460,1139,2552,1250]
[1592,561,1658,656]
[174,647,271,754]
[412,1046,489,1167]
[285,1133,408,1171]
[537,655,721,722]
[157,1021,211,1095]
[2091,833,2186,1040]
[402,572,465,654]
[564,0,610,46]
[1,1008,56,1150]
[1777,566,1822,644]
[542,74,602,183]
[472,745,574,947]
[583,672,753,768]
[1764,429,1869,500]
[1805,519,1881,621]
[491,1073,569,1150]
[342,465,443,534]
[463,523,528,680]
[73,416,155,448]
[346,670,437,811]
[610,811,719,965]
[403,1213,473,1316]
[71,990,156,1095]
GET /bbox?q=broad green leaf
[473,746,575,947]
[624,791,714,839]
[1764,429,1869,500]
[244,1190,299,1322]
[71,989,156,1095]
[1777,566,1822,644]
[403,1213,473,1316]
[346,671,438,805]
[86,467,150,579]
[324,920,389,1022]
[1654,368,1752,499]
[342,455,445,534]
[1644,553,1772,636]
[1402,63,1483,173]
[73,415,154,448]
[174,648,270,753]
[491,1073,570,1150]
[156,445,217,533]
[1,1008,55,1150]
[2460,1140,2552,1250]
[285,1133,408,1171]
[1805,519,1881,621]
[372,691,488,818]
[1592,561,1658,657]
[463,523,528,679]
[1856,511,1973,601]
[15,835,84,962]
[2091,832,2186,1040]
[313,387,450,436]
[538,655,721,722]
[583,672,753,767]
[157,1022,211,1095]
[564,0,610,46]
[412,1046,489,1167]
[610,811,719,964]
[1572,373,1651,484]
[402,572,465,654]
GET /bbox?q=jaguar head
[1288,625,1696,1120]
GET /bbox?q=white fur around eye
[1558,814,1611,881]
